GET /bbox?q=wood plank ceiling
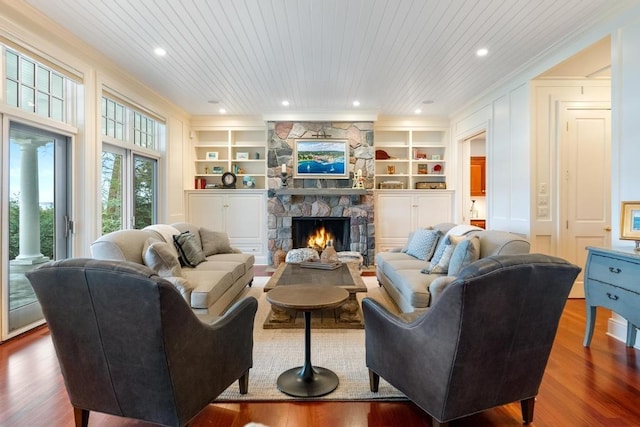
[23,0,637,117]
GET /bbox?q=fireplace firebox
[292,217,350,252]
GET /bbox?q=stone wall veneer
[266,121,375,266]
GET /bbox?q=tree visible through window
[133,155,156,229]
[100,95,161,233]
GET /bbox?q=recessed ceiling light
[353,100,360,107]
[415,108,422,114]
[153,47,166,57]
[219,108,227,114]
[476,48,488,57]
[282,100,290,107]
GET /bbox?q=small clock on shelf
[221,172,237,189]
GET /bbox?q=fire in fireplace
[292,217,350,252]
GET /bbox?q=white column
[13,139,49,265]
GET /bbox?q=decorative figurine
[352,169,365,189]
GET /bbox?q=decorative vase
[321,240,339,263]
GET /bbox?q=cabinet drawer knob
[608,267,621,274]
[606,292,619,301]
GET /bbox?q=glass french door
[4,121,70,336]
[101,144,157,233]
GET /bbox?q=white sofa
[90,222,254,316]
[375,223,531,314]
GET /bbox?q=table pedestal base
[277,366,339,397]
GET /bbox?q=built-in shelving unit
[192,128,267,189]
[373,128,448,190]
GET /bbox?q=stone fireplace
[265,119,375,267]
[268,192,374,266]
[292,216,350,252]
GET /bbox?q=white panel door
[560,105,611,298]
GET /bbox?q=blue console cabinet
[583,246,640,347]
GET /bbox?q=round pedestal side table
[266,284,349,397]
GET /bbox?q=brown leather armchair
[26,258,258,427]
[363,254,580,427]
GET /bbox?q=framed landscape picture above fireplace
[293,139,349,179]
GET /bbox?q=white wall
[612,21,640,248]
[451,83,531,236]
[0,2,191,256]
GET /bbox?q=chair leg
[521,397,535,424]
[239,370,250,394]
[431,418,449,427]
[369,369,380,392]
[73,407,89,427]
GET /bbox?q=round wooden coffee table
[266,284,349,397]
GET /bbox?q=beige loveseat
[90,222,254,316]
[375,223,530,314]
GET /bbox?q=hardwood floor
[1,299,639,426]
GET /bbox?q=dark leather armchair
[363,254,580,427]
[26,258,258,427]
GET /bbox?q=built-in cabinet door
[376,193,414,244]
[414,193,454,228]
[375,190,454,253]
[224,193,265,242]
[186,192,226,231]
[185,190,267,262]
[470,156,486,196]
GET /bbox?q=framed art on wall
[293,139,349,179]
[620,201,640,250]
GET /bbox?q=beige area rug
[216,275,408,401]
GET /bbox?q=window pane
[115,123,124,141]
[37,66,50,92]
[116,104,124,122]
[21,85,35,112]
[101,150,124,234]
[51,73,63,98]
[20,58,35,86]
[37,92,50,117]
[106,119,115,138]
[107,99,115,119]
[6,50,18,79]
[51,97,63,121]
[133,155,156,229]
[6,80,18,106]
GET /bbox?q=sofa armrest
[162,276,193,304]
[428,275,458,306]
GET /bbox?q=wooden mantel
[274,188,370,196]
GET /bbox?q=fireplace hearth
[267,193,374,267]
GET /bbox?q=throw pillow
[173,231,206,267]
[404,229,441,261]
[142,239,182,277]
[199,228,233,256]
[427,235,465,274]
[401,227,433,253]
[447,235,481,275]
